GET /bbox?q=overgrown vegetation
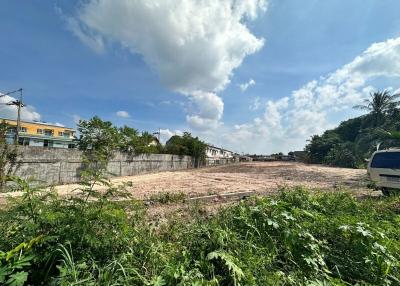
[0,182,399,285]
[149,191,186,204]
[305,90,400,167]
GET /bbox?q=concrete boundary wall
[205,158,238,166]
[13,146,194,186]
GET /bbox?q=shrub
[0,185,399,285]
[324,144,357,168]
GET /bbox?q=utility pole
[1,88,24,144]
[15,90,23,144]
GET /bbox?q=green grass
[0,184,399,285]
[149,191,186,204]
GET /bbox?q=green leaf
[6,271,28,286]
[267,219,279,229]
[150,276,166,286]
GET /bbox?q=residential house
[2,118,77,148]
[206,144,234,159]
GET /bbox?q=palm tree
[353,90,400,126]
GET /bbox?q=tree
[165,132,206,167]
[305,131,342,164]
[164,135,189,156]
[353,90,400,126]
[77,116,120,174]
[118,125,140,153]
[324,144,357,168]
[305,90,400,168]
[134,131,162,154]
[369,129,400,150]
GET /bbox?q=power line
[0,88,22,98]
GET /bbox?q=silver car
[367,149,400,195]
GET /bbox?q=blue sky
[1,0,400,153]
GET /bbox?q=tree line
[76,116,207,165]
[304,90,400,168]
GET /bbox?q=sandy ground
[0,162,371,205]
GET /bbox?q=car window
[371,152,400,169]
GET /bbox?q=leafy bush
[0,184,399,285]
[324,144,357,168]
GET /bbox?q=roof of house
[206,143,234,154]
[0,117,75,130]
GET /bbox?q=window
[7,127,16,134]
[371,152,400,169]
[18,138,29,146]
[58,131,71,137]
[20,127,27,132]
[37,129,43,134]
[44,129,53,136]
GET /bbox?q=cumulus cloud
[116,110,130,118]
[185,91,224,129]
[239,79,256,92]
[0,94,41,121]
[70,0,267,129]
[225,37,400,153]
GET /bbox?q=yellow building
[2,118,76,148]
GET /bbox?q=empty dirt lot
[54,161,371,199]
[0,162,372,204]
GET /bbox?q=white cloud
[264,97,288,129]
[293,37,400,112]
[249,96,261,111]
[70,0,267,130]
[116,110,130,118]
[224,37,400,153]
[185,91,223,130]
[239,78,256,91]
[66,17,105,54]
[159,128,183,143]
[0,94,41,122]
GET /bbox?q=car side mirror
[364,158,370,163]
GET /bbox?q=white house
[206,144,234,159]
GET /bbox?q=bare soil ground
[0,161,376,214]
[0,162,373,205]
[50,162,371,196]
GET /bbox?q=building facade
[2,118,76,148]
[206,144,234,159]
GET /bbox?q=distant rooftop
[206,143,235,154]
[0,117,75,130]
